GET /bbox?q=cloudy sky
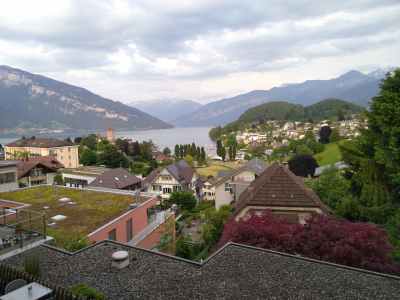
[0,0,399,104]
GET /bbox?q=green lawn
[314,142,343,166]
[196,161,240,177]
[0,186,138,248]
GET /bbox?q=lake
[0,127,215,153]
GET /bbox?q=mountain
[174,68,393,127]
[210,99,365,139]
[237,98,364,125]
[0,65,172,131]
[129,99,202,122]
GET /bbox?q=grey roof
[89,168,141,189]
[0,160,18,168]
[4,241,400,300]
[144,160,195,187]
[214,158,268,187]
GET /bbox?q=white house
[0,161,18,192]
[143,160,198,199]
[213,158,267,209]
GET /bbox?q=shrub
[70,284,105,300]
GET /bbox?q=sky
[0,0,399,104]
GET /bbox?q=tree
[115,138,129,154]
[305,167,352,210]
[174,145,180,158]
[184,154,194,167]
[163,147,171,156]
[200,147,206,163]
[80,134,98,150]
[168,191,197,211]
[329,128,341,143]
[220,146,226,161]
[288,154,318,177]
[80,148,97,166]
[216,140,223,158]
[97,144,128,168]
[219,212,399,275]
[319,125,332,144]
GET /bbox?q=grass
[0,186,138,248]
[195,161,240,177]
[314,141,343,166]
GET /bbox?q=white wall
[215,184,233,209]
[0,166,18,192]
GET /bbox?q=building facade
[0,161,18,192]
[5,138,79,168]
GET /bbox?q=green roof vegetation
[0,186,137,249]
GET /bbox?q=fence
[0,263,86,300]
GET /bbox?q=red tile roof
[17,156,64,179]
[234,163,330,215]
[7,137,75,148]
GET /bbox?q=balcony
[0,207,50,259]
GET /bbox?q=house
[143,160,198,199]
[5,137,80,168]
[314,161,349,177]
[213,158,267,209]
[0,161,18,192]
[234,163,330,223]
[61,166,110,188]
[201,179,216,201]
[89,168,142,191]
[0,187,175,257]
[17,156,64,187]
[4,241,400,299]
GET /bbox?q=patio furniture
[1,282,52,300]
[4,279,27,294]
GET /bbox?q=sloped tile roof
[4,241,400,299]
[235,163,330,214]
[17,156,64,179]
[89,168,141,189]
[6,137,75,148]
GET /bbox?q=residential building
[61,166,110,188]
[234,163,330,223]
[5,137,80,168]
[89,168,142,191]
[3,241,400,299]
[213,158,267,209]
[143,160,198,199]
[201,179,216,201]
[0,161,18,192]
[17,156,64,187]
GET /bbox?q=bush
[169,191,197,211]
[219,212,400,275]
[70,284,105,300]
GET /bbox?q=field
[196,161,241,177]
[0,186,138,248]
[314,142,343,166]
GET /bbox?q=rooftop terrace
[0,186,145,248]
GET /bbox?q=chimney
[111,250,129,269]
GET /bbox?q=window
[173,185,182,192]
[126,219,133,242]
[108,228,117,241]
[0,172,16,184]
[152,185,161,191]
[224,182,232,192]
[162,187,172,194]
[160,175,172,181]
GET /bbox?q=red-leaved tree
[219,212,399,275]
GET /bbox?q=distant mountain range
[173,68,395,127]
[129,99,202,122]
[210,99,365,139]
[0,65,172,131]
